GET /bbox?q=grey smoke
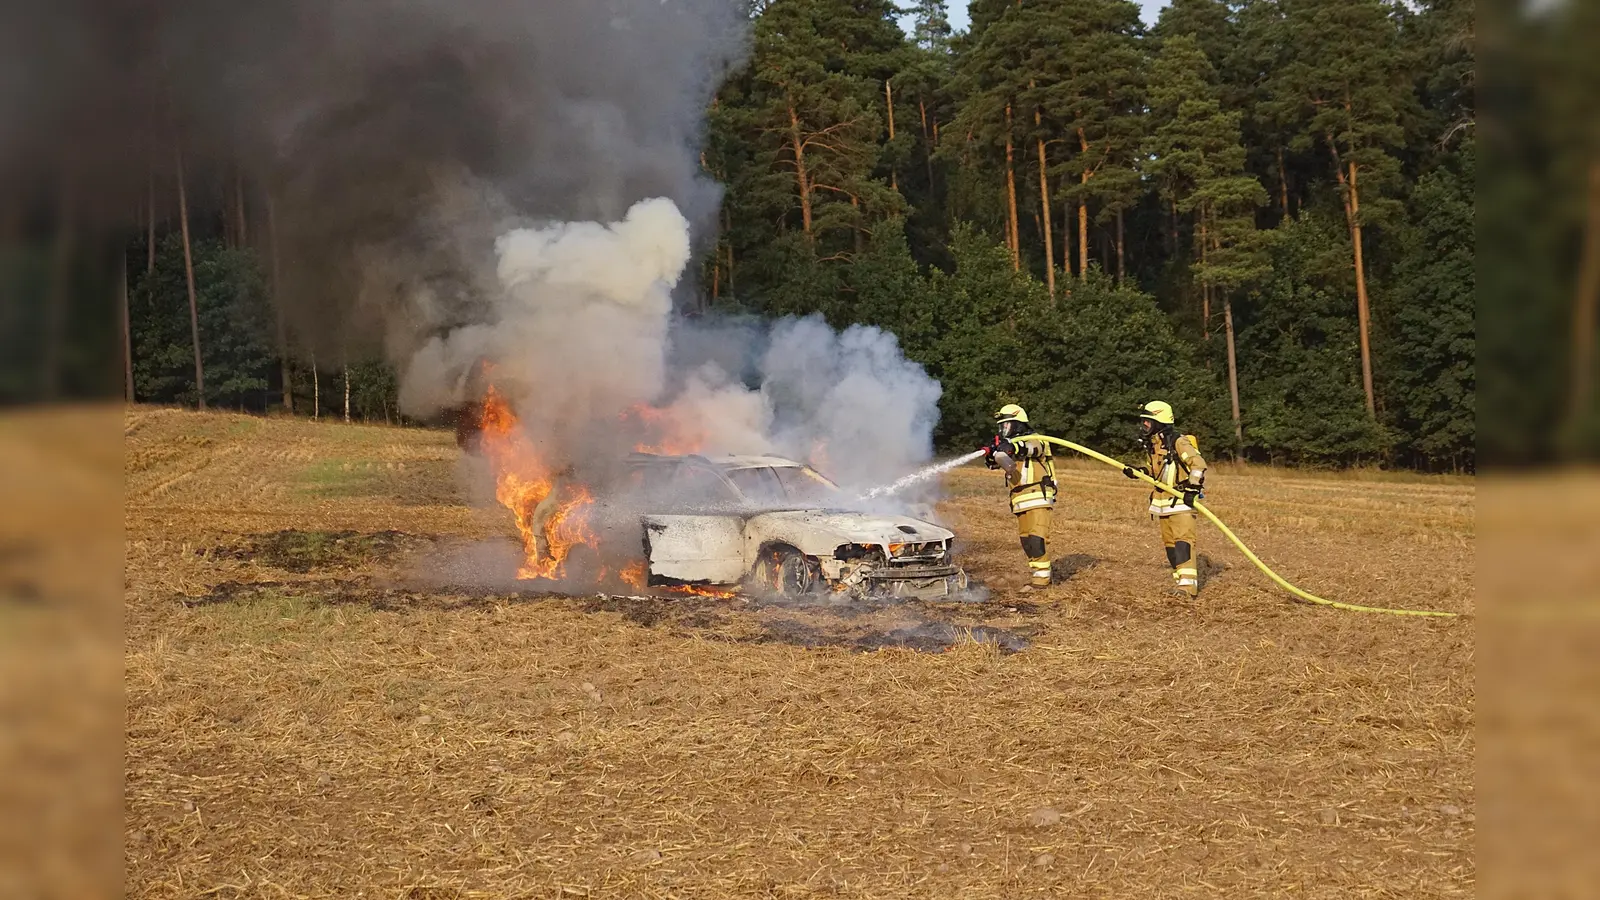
[760,317,943,490]
[427,195,943,502]
[1,0,747,361]
[5,0,950,512]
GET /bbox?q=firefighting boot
[1172,541,1198,597]
[1021,535,1051,588]
[1028,557,1053,588]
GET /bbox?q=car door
[640,464,747,584]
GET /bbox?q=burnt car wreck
[625,453,969,600]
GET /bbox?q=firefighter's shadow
[1051,554,1100,583]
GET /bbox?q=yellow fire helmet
[1140,400,1175,425]
[994,404,1029,425]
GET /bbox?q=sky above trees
[903,0,1171,30]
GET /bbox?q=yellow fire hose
[1009,435,1460,618]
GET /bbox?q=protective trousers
[1158,512,1198,596]
[1017,507,1052,587]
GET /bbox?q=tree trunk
[1345,162,1377,417]
[786,99,813,238]
[1169,197,1180,257]
[121,251,134,401]
[1036,135,1055,298]
[1064,200,1074,277]
[710,239,721,306]
[233,173,248,246]
[1115,207,1126,286]
[919,97,934,188]
[1078,192,1090,279]
[176,145,205,410]
[1224,294,1243,446]
[311,349,320,420]
[146,169,156,273]
[885,79,897,193]
[343,359,352,423]
[1077,129,1091,281]
[1276,146,1290,218]
[265,193,293,412]
[1199,213,1211,340]
[1571,160,1600,421]
[723,205,735,295]
[1004,103,1020,270]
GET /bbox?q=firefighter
[1123,400,1207,597]
[984,404,1057,590]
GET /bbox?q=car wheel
[760,547,818,596]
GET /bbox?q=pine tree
[907,0,953,53]
[1227,0,1302,220]
[719,0,905,284]
[949,2,1033,271]
[1029,0,1146,282]
[1383,142,1474,470]
[896,0,958,266]
[1144,36,1269,443]
[1276,0,1410,418]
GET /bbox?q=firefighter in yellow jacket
[984,404,1057,590]
[1123,401,1208,597]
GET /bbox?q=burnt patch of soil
[1051,553,1100,582]
[178,577,1031,654]
[578,593,731,630]
[851,623,1029,654]
[736,614,1032,655]
[179,579,503,612]
[207,530,438,573]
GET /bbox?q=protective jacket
[1146,432,1206,517]
[1001,435,1058,515]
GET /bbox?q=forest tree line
[5,0,1478,470]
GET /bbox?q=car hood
[744,508,954,554]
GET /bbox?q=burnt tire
[757,547,821,596]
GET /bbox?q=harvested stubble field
[125,407,1474,899]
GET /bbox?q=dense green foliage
[116,0,1476,470]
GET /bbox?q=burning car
[621,452,969,600]
[469,385,967,600]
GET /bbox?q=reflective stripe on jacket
[1006,436,1057,514]
[1147,433,1205,517]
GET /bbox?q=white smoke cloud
[760,318,943,490]
[398,196,944,499]
[398,197,691,459]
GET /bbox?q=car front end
[744,510,970,601]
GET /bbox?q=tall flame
[477,386,597,580]
[476,388,739,599]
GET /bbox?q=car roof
[705,455,805,470]
[626,452,804,470]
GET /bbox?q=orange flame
[478,386,598,581]
[659,583,740,599]
[621,403,709,455]
[476,389,743,596]
[621,560,648,590]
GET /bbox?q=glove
[1122,465,1149,480]
[1180,482,1203,507]
[982,436,1005,468]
